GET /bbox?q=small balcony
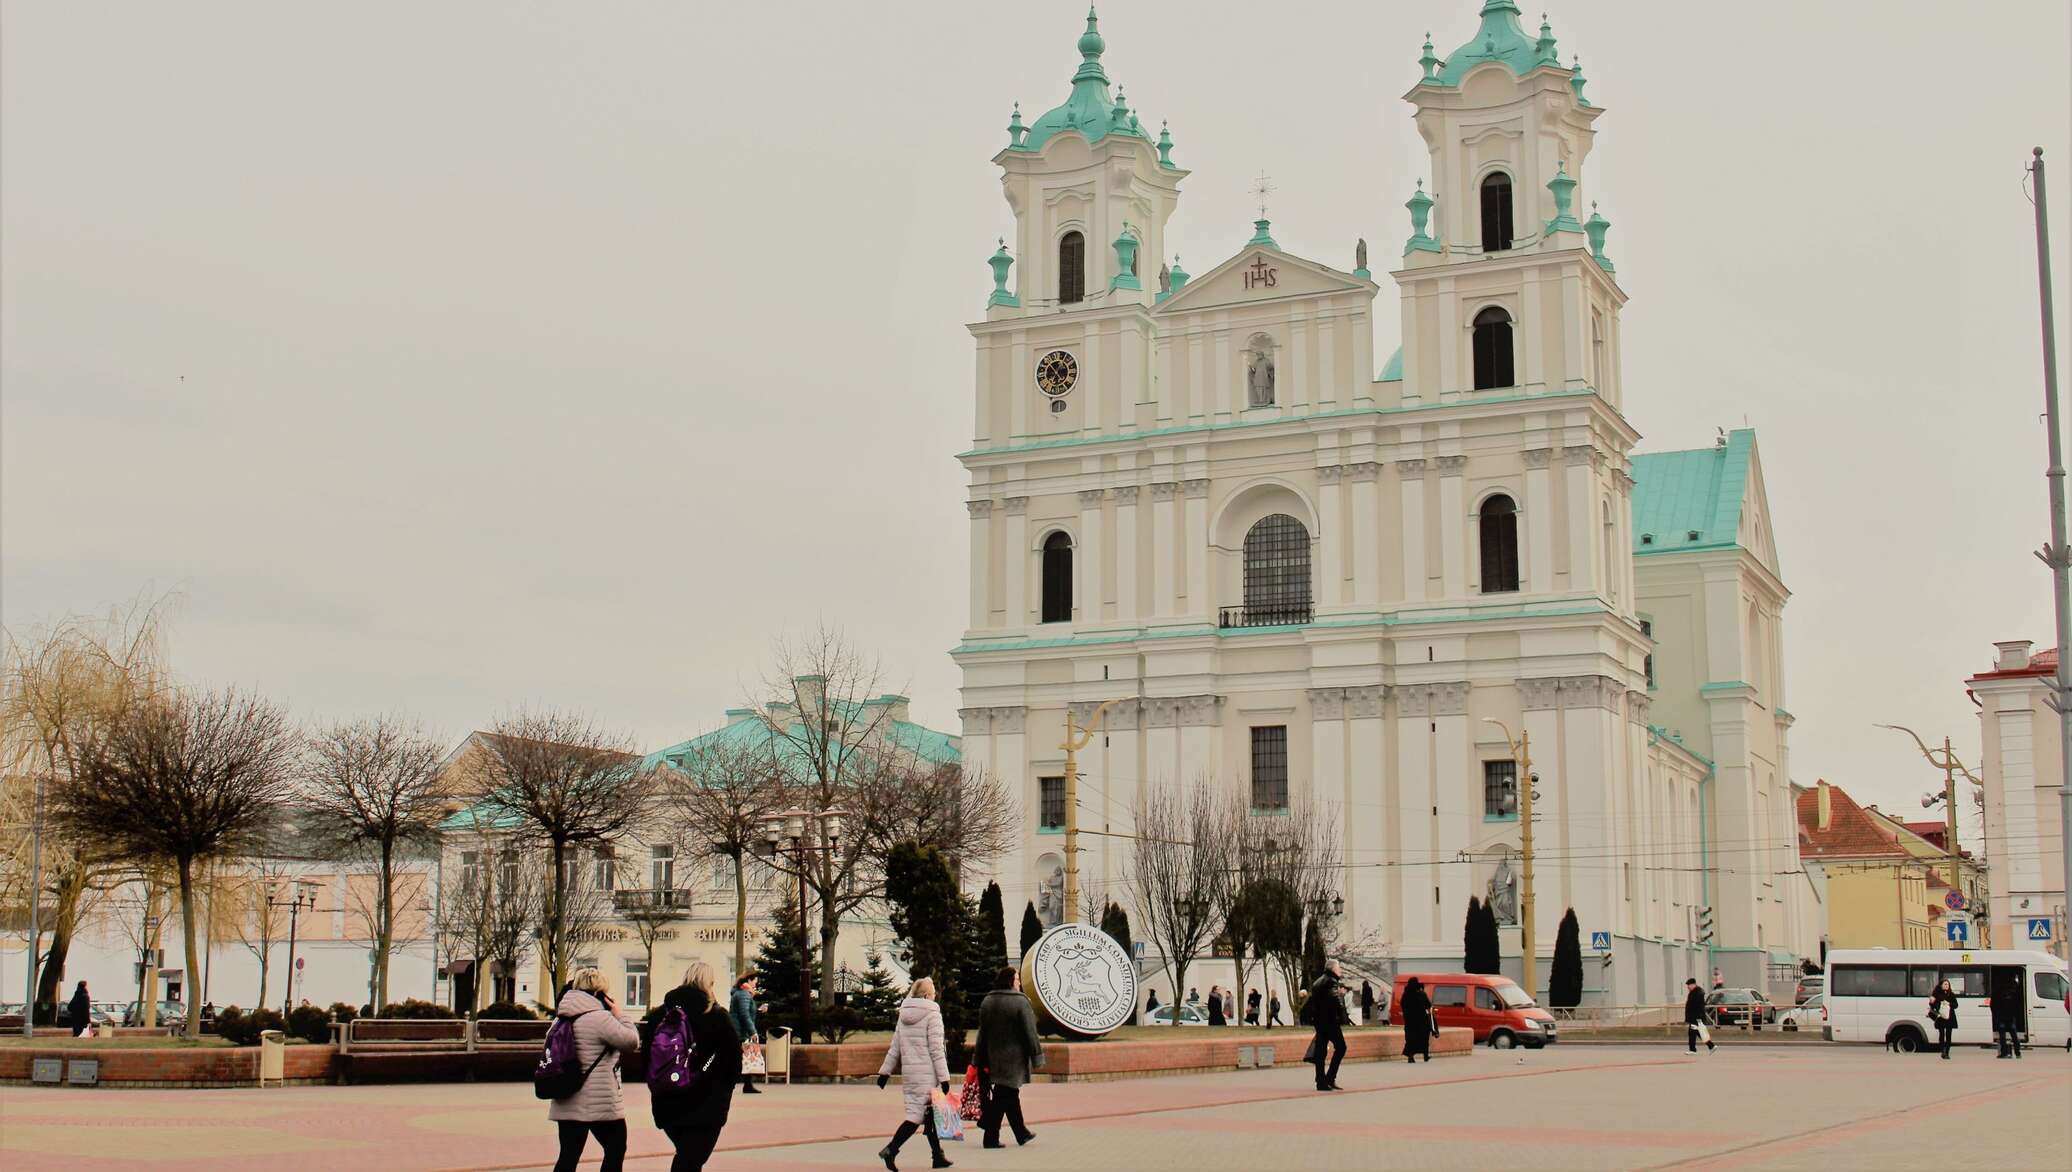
[1218,604,1313,630]
[611,888,690,915]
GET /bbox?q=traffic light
[1696,907,1714,944]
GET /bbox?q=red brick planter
[0,1043,337,1088]
[788,1027,1470,1083]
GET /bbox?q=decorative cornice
[1307,687,1346,721]
[1069,698,1140,731]
[1626,691,1652,723]
[1005,496,1030,515]
[1345,684,1386,718]
[1430,681,1470,716]
[1518,677,1562,711]
[1114,485,1141,504]
[1142,696,1182,728]
[960,705,1028,734]
[1078,488,1108,507]
[1434,454,1468,476]
[1177,693,1225,726]
[1346,462,1381,483]
[966,499,995,518]
[1182,478,1210,499]
[1396,682,1465,717]
[1396,458,1427,479]
[1522,675,1624,712]
[1562,444,1602,470]
[1151,482,1181,501]
[1522,447,1554,470]
[1317,465,1346,485]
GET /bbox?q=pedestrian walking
[1399,977,1434,1063]
[1244,987,1261,1026]
[641,961,742,1172]
[66,981,92,1037]
[876,977,953,1171]
[974,966,1043,1149]
[1145,989,1160,1016]
[1928,979,1959,1060]
[1683,977,1714,1054]
[1268,991,1283,1026]
[1207,984,1227,1026]
[1307,959,1348,1090]
[1360,980,1375,1026]
[547,968,642,1172]
[1991,980,2024,1058]
[729,973,762,1093]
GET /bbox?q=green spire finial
[1419,32,1440,81]
[1112,85,1130,125]
[1078,6,1104,61]
[1544,161,1582,236]
[1585,202,1614,273]
[1570,55,1590,106]
[1110,222,1143,291]
[1157,120,1175,167]
[988,238,1019,307]
[1007,102,1026,148]
[1535,13,1558,64]
[1168,253,1189,292]
[1404,178,1439,255]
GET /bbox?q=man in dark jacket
[66,981,93,1036]
[974,967,1044,1149]
[1990,979,2023,1058]
[1684,978,1714,1054]
[729,974,760,1093]
[642,967,744,1172]
[1308,959,1347,1091]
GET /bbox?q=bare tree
[855,759,1020,876]
[536,851,615,1000]
[302,716,447,1007]
[1128,776,1235,1027]
[226,856,298,1009]
[2,595,172,1022]
[52,687,300,1037]
[486,850,541,1009]
[614,849,691,1004]
[466,710,652,995]
[658,736,781,980]
[1230,797,1341,1014]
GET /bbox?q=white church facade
[954,2,1811,1005]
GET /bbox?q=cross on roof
[1250,171,1275,220]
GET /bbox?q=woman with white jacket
[547,968,643,1172]
[875,977,953,1171]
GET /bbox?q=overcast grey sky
[4,1,2069,832]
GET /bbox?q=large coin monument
[1019,922,1137,1037]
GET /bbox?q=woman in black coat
[66,981,93,1036]
[640,962,743,1172]
[1398,978,1434,1063]
[1928,979,1960,1060]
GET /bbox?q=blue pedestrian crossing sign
[2029,918,2055,942]
[1946,920,1968,944]
[1590,931,1611,951]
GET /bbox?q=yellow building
[1796,781,1935,951]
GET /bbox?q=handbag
[1301,1037,1319,1063]
[930,1088,966,1141]
[741,1042,766,1075]
[959,1065,984,1122]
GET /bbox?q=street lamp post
[1483,719,1538,998]
[1879,724,1986,947]
[271,881,318,1016]
[1060,699,1119,925]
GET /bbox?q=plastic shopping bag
[959,1065,984,1122]
[740,1043,767,1076]
[931,1088,966,1141]
[1695,1021,1711,1045]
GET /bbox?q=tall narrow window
[1232,513,1311,627]
[1640,618,1656,689]
[1058,231,1085,304]
[650,844,675,891]
[592,847,615,892]
[1472,307,1515,390]
[1040,531,1073,623]
[1479,494,1520,593]
[1250,726,1289,810]
[1480,173,1515,252]
[1039,776,1065,829]
[1484,760,1518,817]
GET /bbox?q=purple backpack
[533,1009,608,1100]
[646,1005,711,1098]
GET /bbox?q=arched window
[1479,495,1520,593]
[1472,307,1515,390]
[1058,231,1085,305]
[1480,172,1515,252]
[1040,531,1073,623]
[1236,514,1312,626]
[1245,333,1277,407]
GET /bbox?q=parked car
[1391,972,1558,1049]
[1794,974,1825,1005]
[1145,1003,1210,1027]
[122,1000,187,1027]
[1704,988,1773,1028]
[1779,993,1824,1032]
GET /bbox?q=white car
[1779,993,1823,1031]
[1145,1003,1211,1026]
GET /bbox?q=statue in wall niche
[1037,857,1065,926]
[1245,341,1276,407]
[1488,854,1519,925]
[1158,262,1171,294]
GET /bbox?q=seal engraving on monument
[1020,922,1137,1036]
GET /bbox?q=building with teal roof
[955,4,1815,1003]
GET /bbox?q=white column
[1077,488,1106,625]
[1432,688,1472,949]
[1399,461,1428,603]
[1183,479,1210,620]
[1144,699,1179,787]
[1437,456,1467,599]
[1008,337,1030,442]
[1081,321,1103,439]
[974,343,994,446]
[1350,463,1380,610]
[1395,690,1437,944]
[1185,332,1205,424]
[1520,270,1545,393]
[967,499,993,629]
[1286,316,1309,413]
[1435,282,1460,399]
[1152,482,1178,619]
[1344,687,1386,941]
[1004,497,1030,629]
[1115,486,1140,623]
[1317,466,1345,611]
[1316,314,1338,410]
[1523,448,1555,594]
[1564,446,1596,598]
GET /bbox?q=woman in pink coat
[875,976,952,1171]
[547,968,642,1172]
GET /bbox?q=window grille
[1479,495,1520,593]
[1250,726,1289,810]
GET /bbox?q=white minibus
[1824,949,2069,1051]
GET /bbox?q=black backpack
[533,1009,611,1100]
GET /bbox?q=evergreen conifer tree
[1550,908,1583,1008]
[1099,900,1133,960]
[1300,914,1327,988]
[1463,896,1484,971]
[1019,901,1045,959]
[852,950,903,1031]
[1466,898,1503,975]
[753,895,818,1038]
[976,882,1010,977]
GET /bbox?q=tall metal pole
[1517,731,1537,999]
[1060,699,1118,925]
[282,893,303,1016]
[2027,147,2072,956]
[1941,737,1964,945]
[21,774,44,1037]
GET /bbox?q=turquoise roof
[643,700,961,780]
[1630,430,1755,555]
[1381,346,1404,381]
[1015,8,1155,155]
[1433,1,1562,88]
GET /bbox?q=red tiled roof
[1968,646,2057,682]
[1795,782,1910,860]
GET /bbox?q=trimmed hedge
[215,1006,288,1046]
[378,999,458,1020]
[286,1005,332,1044]
[477,1001,538,1021]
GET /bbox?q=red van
[1390,972,1559,1049]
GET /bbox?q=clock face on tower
[1035,350,1078,397]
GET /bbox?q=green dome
[1016,7,1153,154]
[1381,346,1404,382]
[1431,1,1558,88]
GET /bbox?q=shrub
[378,998,458,1019]
[286,1004,332,1044]
[216,1006,287,1046]
[327,1002,358,1024]
[477,1001,538,1021]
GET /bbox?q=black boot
[880,1121,917,1171]
[924,1122,953,1168]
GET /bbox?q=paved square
[1,1043,2064,1170]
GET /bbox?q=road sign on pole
[2029,918,2055,941]
[1947,920,1969,944]
[1944,890,1966,911]
[1590,931,1611,952]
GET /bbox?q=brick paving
[1,1043,2063,1171]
